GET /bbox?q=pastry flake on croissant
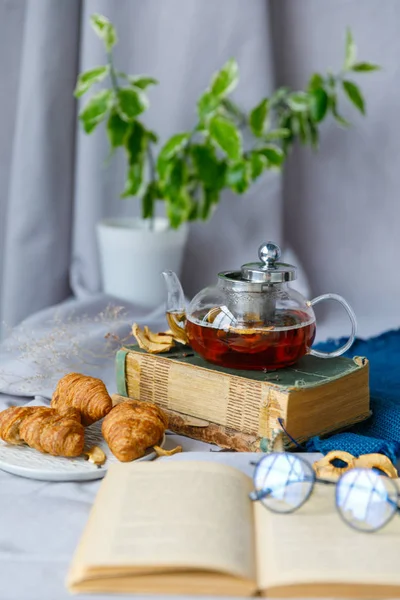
[102,400,168,462]
[19,406,84,457]
[51,373,112,426]
[0,406,36,445]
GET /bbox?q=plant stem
[107,51,119,92]
[147,143,156,182]
[146,143,156,231]
[107,52,157,231]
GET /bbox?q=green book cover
[116,345,367,397]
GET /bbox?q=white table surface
[0,390,321,600]
[0,297,327,600]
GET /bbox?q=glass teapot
[163,241,357,371]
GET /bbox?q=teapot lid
[240,242,297,283]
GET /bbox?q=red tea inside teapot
[163,242,356,370]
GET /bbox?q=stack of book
[115,346,371,451]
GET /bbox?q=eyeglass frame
[249,453,400,533]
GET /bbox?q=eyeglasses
[249,453,400,533]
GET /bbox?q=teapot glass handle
[308,293,357,358]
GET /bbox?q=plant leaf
[308,73,324,91]
[159,133,190,159]
[226,161,250,193]
[157,133,190,181]
[250,152,267,180]
[201,188,219,220]
[128,75,159,89]
[309,87,328,122]
[270,86,290,106]
[121,162,144,198]
[164,158,187,195]
[296,113,308,144]
[334,113,351,127]
[166,198,184,229]
[249,98,269,137]
[117,87,148,122]
[329,93,351,127]
[191,144,226,189]
[90,14,117,52]
[278,116,295,153]
[210,58,239,98]
[141,183,157,219]
[188,200,199,222]
[264,128,291,140]
[342,80,365,114]
[327,72,336,89]
[166,188,191,229]
[79,89,113,133]
[287,92,310,112]
[221,98,245,123]
[208,116,242,161]
[344,28,357,70]
[74,66,109,98]
[124,121,146,165]
[257,145,285,167]
[106,109,130,147]
[197,91,220,120]
[351,62,381,72]
[147,130,159,143]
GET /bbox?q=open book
[68,461,400,597]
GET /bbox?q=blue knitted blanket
[306,329,400,462]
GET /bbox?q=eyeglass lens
[253,453,314,513]
[336,468,398,532]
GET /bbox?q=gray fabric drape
[272,0,400,337]
[1,0,399,338]
[1,0,80,327]
[1,0,282,329]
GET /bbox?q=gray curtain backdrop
[0,0,399,339]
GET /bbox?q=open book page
[68,461,256,588]
[254,480,400,595]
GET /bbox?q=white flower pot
[96,217,189,308]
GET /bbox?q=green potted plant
[75,15,379,307]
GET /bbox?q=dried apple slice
[83,446,106,466]
[153,444,183,457]
[166,313,189,344]
[132,323,174,354]
[143,326,174,346]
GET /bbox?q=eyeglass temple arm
[386,497,400,512]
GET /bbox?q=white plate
[0,420,165,482]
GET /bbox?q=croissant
[19,406,84,457]
[0,405,84,457]
[51,373,112,426]
[102,400,168,462]
[0,406,36,445]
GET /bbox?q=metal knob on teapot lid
[241,241,297,283]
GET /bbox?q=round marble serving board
[0,421,165,482]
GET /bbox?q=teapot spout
[162,271,188,344]
[162,270,186,314]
